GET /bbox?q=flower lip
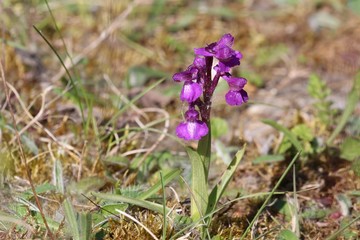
[173,66,198,82]
[193,56,206,69]
[223,76,247,91]
[217,33,234,48]
[180,81,202,103]
[225,89,249,106]
[194,33,242,70]
[185,109,199,121]
[176,120,209,140]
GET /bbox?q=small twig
[81,193,121,219]
[50,0,141,83]
[115,209,159,240]
[78,141,87,181]
[5,82,80,157]
[132,108,170,167]
[9,85,53,144]
[0,41,55,240]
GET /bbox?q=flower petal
[194,47,213,57]
[225,89,249,106]
[176,121,209,140]
[180,82,202,103]
[193,56,206,69]
[217,33,234,48]
[223,76,247,91]
[214,62,230,73]
[173,71,193,82]
[185,109,199,121]
[214,46,234,61]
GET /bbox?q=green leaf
[207,146,245,216]
[274,199,296,221]
[351,159,360,177]
[63,198,80,240]
[262,119,303,152]
[301,208,329,220]
[211,117,229,138]
[138,169,181,200]
[68,177,107,194]
[93,192,171,215]
[307,74,329,99]
[78,212,91,240]
[53,160,64,194]
[103,155,129,167]
[292,124,314,141]
[276,229,299,240]
[23,183,57,199]
[340,137,360,161]
[253,154,284,164]
[187,147,208,222]
[307,74,334,125]
[328,72,360,144]
[101,204,128,216]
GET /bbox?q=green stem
[198,122,212,179]
[188,122,212,222]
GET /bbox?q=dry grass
[0,0,359,239]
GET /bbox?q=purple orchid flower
[194,33,242,73]
[173,33,248,141]
[180,81,202,103]
[176,109,209,140]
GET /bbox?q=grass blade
[53,159,64,194]
[187,147,208,221]
[253,154,285,164]
[207,145,246,215]
[262,119,303,152]
[240,151,301,239]
[138,169,181,200]
[63,198,80,240]
[326,214,360,240]
[327,71,360,144]
[93,192,172,215]
[78,212,91,240]
[107,77,166,126]
[160,172,167,240]
[0,212,33,233]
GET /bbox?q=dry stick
[9,85,53,144]
[0,53,55,240]
[50,0,141,83]
[136,108,169,165]
[5,82,81,158]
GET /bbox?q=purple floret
[176,120,209,141]
[225,89,249,106]
[180,81,203,103]
[194,33,242,73]
[173,33,248,141]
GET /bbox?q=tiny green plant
[172,33,248,233]
[307,73,335,127]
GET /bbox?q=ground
[0,0,359,239]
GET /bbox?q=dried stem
[0,45,55,240]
